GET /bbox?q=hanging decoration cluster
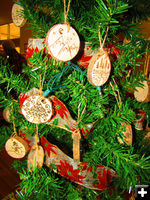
[6,0,147,194]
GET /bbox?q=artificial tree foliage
[0,0,150,199]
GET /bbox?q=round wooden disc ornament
[21,94,53,124]
[11,3,27,27]
[134,80,150,102]
[87,49,111,86]
[27,145,44,171]
[46,23,80,62]
[5,135,28,159]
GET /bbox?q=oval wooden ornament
[21,94,53,124]
[27,145,44,171]
[118,123,132,146]
[5,135,28,159]
[46,23,80,62]
[134,80,150,102]
[87,49,111,86]
[3,108,11,123]
[11,3,27,27]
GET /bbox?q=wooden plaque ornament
[46,24,80,62]
[3,108,11,123]
[21,94,53,124]
[118,123,132,146]
[11,3,27,27]
[5,135,28,159]
[134,80,150,102]
[27,145,44,171]
[87,49,111,86]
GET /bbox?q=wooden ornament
[5,135,28,159]
[134,80,150,102]
[3,108,11,123]
[27,145,44,171]
[118,123,132,146]
[21,94,53,124]
[72,130,81,163]
[87,49,111,86]
[46,23,80,62]
[11,3,27,27]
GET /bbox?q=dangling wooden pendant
[134,80,150,102]
[5,135,28,159]
[46,23,80,62]
[118,123,132,146]
[11,3,27,27]
[27,145,44,171]
[87,49,111,86]
[3,108,11,123]
[21,94,53,124]
[72,129,81,163]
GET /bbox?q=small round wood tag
[134,80,150,102]
[46,23,80,62]
[87,49,111,86]
[5,135,28,159]
[21,95,53,124]
[11,3,27,27]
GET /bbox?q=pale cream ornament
[5,135,28,159]
[11,3,27,27]
[27,145,44,171]
[134,80,150,102]
[21,94,53,124]
[87,49,111,86]
[46,23,80,62]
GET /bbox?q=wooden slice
[27,145,44,171]
[21,94,53,124]
[46,23,80,62]
[87,49,111,86]
[11,3,27,27]
[3,108,11,123]
[118,123,132,146]
[134,80,150,102]
[5,135,28,159]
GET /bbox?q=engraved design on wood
[87,50,111,86]
[5,136,28,159]
[21,95,53,124]
[134,80,150,102]
[11,3,27,27]
[46,24,80,61]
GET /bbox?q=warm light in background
[0,23,20,52]
[0,23,20,40]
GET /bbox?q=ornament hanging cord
[98,25,109,49]
[110,78,121,109]
[11,104,18,137]
[64,0,71,24]
[39,64,47,94]
[72,95,87,163]
[144,48,149,78]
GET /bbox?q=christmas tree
[0,0,150,199]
